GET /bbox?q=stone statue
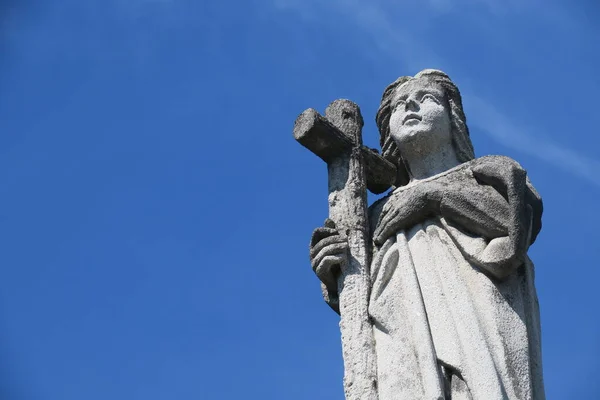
[294,70,545,399]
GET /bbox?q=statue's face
[388,79,451,155]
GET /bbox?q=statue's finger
[312,240,348,269]
[315,255,343,291]
[378,191,407,222]
[311,241,348,271]
[379,203,401,225]
[372,224,385,245]
[373,212,403,246]
[310,234,347,260]
[373,227,390,246]
[378,202,395,221]
[373,208,401,244]
[310,227,339,247]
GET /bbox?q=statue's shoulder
[469,155,543,242]
[468,155,539,192]
[468,155,540,198]
[469,155,525,172]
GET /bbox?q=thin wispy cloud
[271,0,600,187]
[468,96,600,186]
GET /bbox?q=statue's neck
[403,146,461,182]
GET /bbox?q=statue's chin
[392,124,451,157]
[392,127,430,148]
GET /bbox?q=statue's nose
[405,98,419,112]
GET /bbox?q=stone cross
[293,99,394,400]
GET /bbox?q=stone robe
[367,156,545,400]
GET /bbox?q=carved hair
[376,69,475,186]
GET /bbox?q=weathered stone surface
[294,106,397,194]
[296,99,378,399]
[296,69,545,399]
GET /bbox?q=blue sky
[0,0,598,398]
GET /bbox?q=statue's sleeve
[440,156,543,281]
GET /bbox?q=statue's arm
[441,155,543,280]
[469,155,543,245]
[368,156,542,281]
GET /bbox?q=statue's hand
[373,181,444,245]
[309,218,348,293]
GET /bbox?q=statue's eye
[421,94,438,103]
[393,100,405,111]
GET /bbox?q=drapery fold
[368,217,544,399]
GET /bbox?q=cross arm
[293,108,397,194]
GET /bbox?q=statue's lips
[403,114,422,124]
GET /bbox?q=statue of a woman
[310,70,545,399]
